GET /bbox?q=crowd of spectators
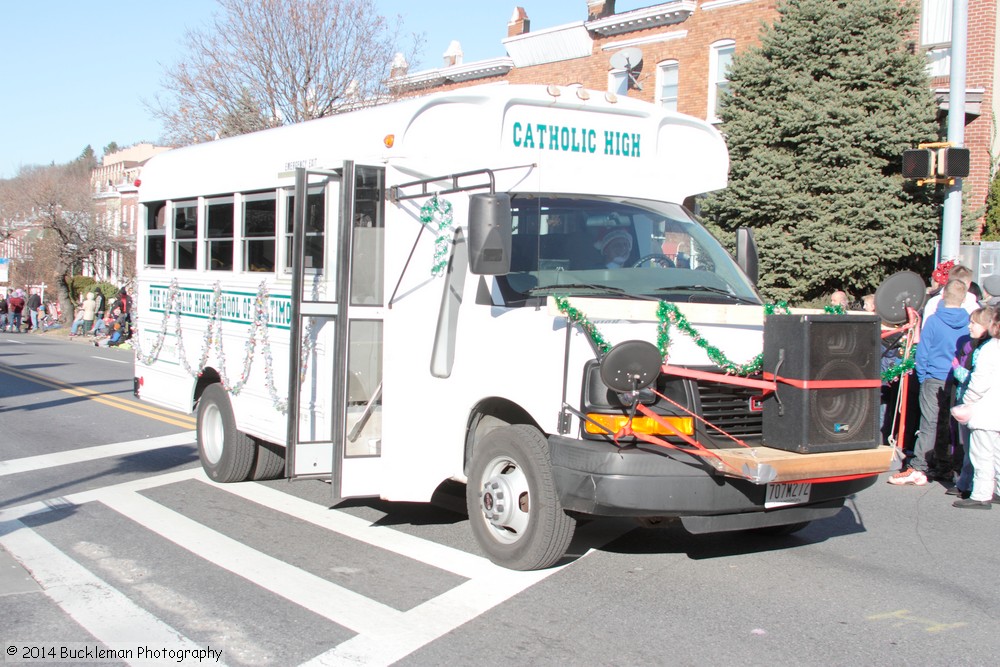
[881,264,1000,511]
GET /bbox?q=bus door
[286,163,386,500]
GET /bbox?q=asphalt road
[2,328,998,666]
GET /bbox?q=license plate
[765,482,812,508]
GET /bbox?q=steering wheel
[631,254,675,268]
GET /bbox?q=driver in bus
[596,228,633,269]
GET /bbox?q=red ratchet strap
[661,364,775,393]
[612,386,756,478]
[618,405,741,476]
[662,363,879,392]
[761,373,881,390]
[793,472,878,484]
[881,320,915,339]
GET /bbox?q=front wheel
[466,425,576,570]
[197,384,255,483]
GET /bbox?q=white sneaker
[888,468,928,486]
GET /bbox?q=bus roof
[138,84,729,204]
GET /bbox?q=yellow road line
[0,364,196,429]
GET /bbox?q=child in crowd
[950,306,1000,509]
[948,307,994,498]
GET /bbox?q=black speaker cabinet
[762,314,880,453]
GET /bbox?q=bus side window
[206,197,235,271]
[284,188,326,270]
[145,202,167,268]
[173,201,198,270]
[243,193,276,272]
[350,167,384,305]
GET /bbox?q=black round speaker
[875,271,927,325]
[809,360,872,442]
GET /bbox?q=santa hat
[596,228,632,252]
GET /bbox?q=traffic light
[902,149,933,179]
[939,147,970,177]
[901,145,971,183]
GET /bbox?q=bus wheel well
[465,398,539,476]
[193,368,222,411]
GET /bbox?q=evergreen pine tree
[701,0,941,302]
[983,172,1000,241]
[77,145,98,169]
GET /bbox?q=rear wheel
[197,384,254,483]
[250,437,286,481]
[467,424,575,570]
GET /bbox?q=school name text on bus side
[146,285,293,329]
[511,121,641,158]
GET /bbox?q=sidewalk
[8,323,132,350]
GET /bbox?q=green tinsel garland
[657,301,763,375]
[553,297,612,355]
[419,195,454,277]
[763,301,792,315]
[555,297,916,383]
[881,347,917,383]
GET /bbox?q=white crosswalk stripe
[0,432,196,477]
[1,437,620,666]
[0,524,217,660]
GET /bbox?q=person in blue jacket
[890,279,970,486]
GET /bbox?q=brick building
[90,143,171,284]
[390,0,998,234]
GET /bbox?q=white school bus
[134,84,893,570]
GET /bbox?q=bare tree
[7,163,118,321]
[0,177,21,245]
[149,0,417,145]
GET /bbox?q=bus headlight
[584,413,694,436]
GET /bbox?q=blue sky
[0,1,645,179]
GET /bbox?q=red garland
[932,259,955,286]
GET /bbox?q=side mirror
[468,193,512,275]
[736,227,758,286]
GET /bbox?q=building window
[244,192,276,272]
[921,0,951,77]
[708,40,735,123]
[206,197,235,271]
[146,201,167,269]
[173,200,198,270]
[656,60,679,112]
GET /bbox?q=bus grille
[696,379,763,439]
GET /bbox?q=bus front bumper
[548,435,880,531]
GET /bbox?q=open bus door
[285,162,385,500]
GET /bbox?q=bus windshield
[503,194,761,304]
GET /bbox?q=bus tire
[196,384,254,483]
[466,424,575,570]
[250,437,286,481]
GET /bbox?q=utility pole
[940,0,968,262]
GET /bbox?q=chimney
[587,0,616,21]
[443,40,463,67]
[508,7,530,37]
[390,52,409,79]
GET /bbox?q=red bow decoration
[932,259,955,286]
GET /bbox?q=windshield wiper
[526,283,630,296]
[652,284,760,304]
